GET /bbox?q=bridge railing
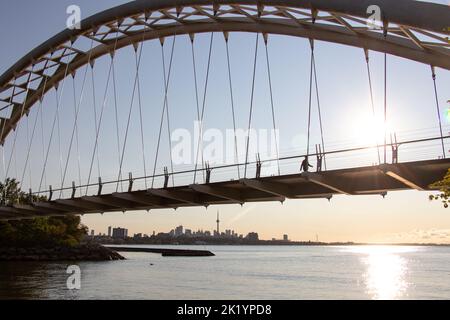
[31,135,449,200]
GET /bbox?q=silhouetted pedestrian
[301,156,313,172]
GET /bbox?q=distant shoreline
[101,241,450,247]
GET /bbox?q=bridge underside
[1,159,449,220]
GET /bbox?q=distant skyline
[1,0,450,244]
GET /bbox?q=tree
[0,178,88,247]
[429,169,450,208]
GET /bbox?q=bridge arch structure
[1,0,449,143]
[0,0,449,219]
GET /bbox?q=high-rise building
[112,227,128,239]
[283,234,289,241]
[175,225,184,237]
[246,232,259,241]
[108,226,112,237]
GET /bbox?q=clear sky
[1,0,450,243]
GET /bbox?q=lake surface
[0,245,449,300]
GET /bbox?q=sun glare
[346,246,413,299]
[351,112,392,147]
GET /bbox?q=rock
[0,244,125,261]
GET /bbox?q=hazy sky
[0,0,449,243]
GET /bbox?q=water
[0,245,449,300]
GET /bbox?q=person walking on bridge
[301,156,313,172]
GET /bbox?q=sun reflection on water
[347,246,415,300]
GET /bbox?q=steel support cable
[38,76,49,190]
[25,113,31,188]
[4,67,34,182]
[0,78,17,187]
[111,50,123,192]
[193,32,214,184]
[264,36,281,176]
[71,78,82,196]
[90,65,101,179]
[225,35,241,179]
[59,39,95,197]
[55,88,64,192]
[364,50,381,165]
[306,45,314,158]
[85,46,117,195]
[134,43,149,189]
[431,66,446,159]
[38,86,69,194]
[244,33,259,179]
[312,48,327,170]
[117,28,155,192]
[151,35,177,189]
[190,38,201,123]
[190,37,205,182]
[20,73,50,188]
[162,42,176,188]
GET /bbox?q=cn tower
[216,210,220,235]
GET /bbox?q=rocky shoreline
[0,244,125,261]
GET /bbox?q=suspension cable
[225,33,241,179]
[4,67,34,182]
[86,47,116,195]
[20,69,48,188]
[111,48,122,191]
[244,33,259,179]
[90,63,101,179]
[264,34,281,175]
[191,35,205,182]
[116,36,151,191]
[71,77,82,195]
[151,35,177,188]
[193,32,214,184]
[135,42,149,188]
[162,41,176,187]
[25,112,31,188]
[60,39,95,197]
[20,73,50,187]
[55,87,64,190]
[383,24,388,164]
[306,41,314,158]
[38,88,63,193]
[364,49,381,164]
[39,79,48,189]
[312,46,327,170]
[431,66,446,159]
[0,77,17,183]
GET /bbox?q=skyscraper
[108,226,112,237]
[112,227,128,239]
[175,225,184,237]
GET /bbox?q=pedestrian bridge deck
[1,158,449,220]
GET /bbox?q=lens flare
[445,108,450,123]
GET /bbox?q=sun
[351,111,391,147]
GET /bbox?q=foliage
[429,169,450,208]
[0,178,88,247]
